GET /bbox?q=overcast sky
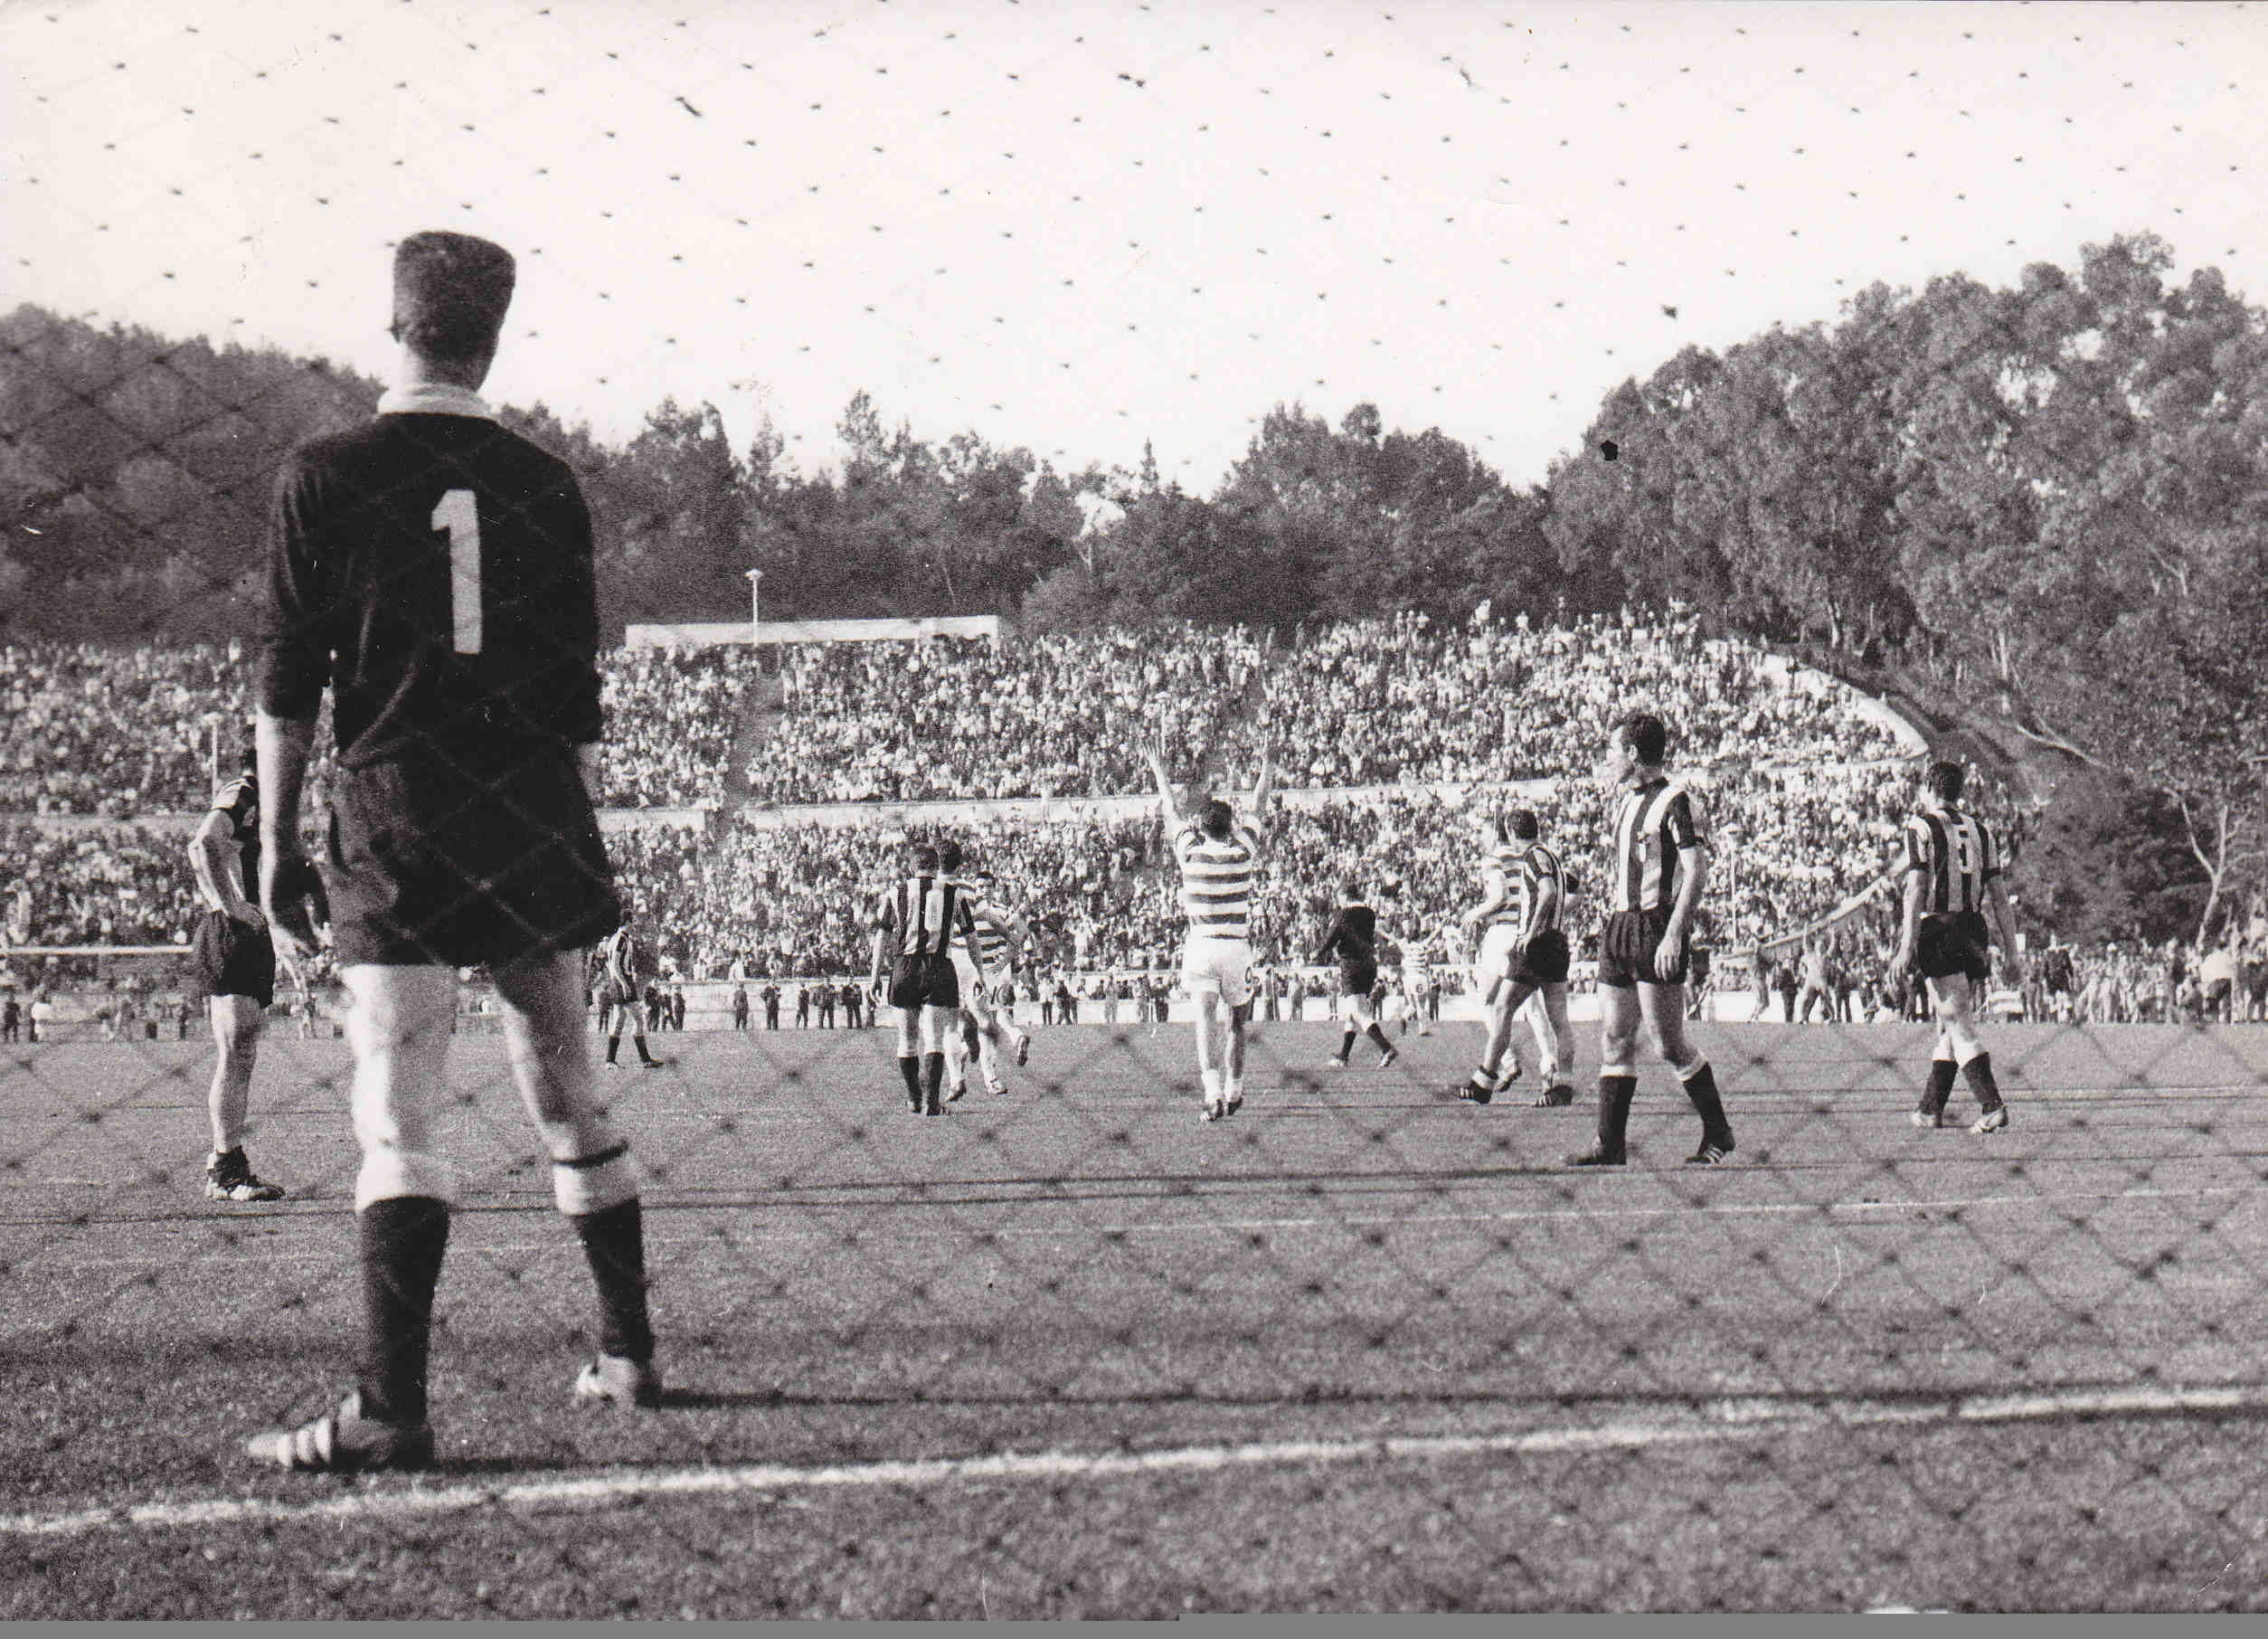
[5,0,2262,492]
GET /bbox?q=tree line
[3,232,2262,940]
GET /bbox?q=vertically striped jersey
[1482,841,1564,933]
[876,873,976,958]
[1609,780,1706,914]
[1903,804,1999,915]
[600,924,652,994]
[1174,819,1264,942]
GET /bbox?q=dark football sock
[604,1034,619,1065]
[963,1018,981,1057]
[1365,1023,1394,1054]
[634,1032,657,1066]
[922,1053,945,1105]
[1595,1075,1639,1156]
[898,1056,923,1101]
[571,1198,654,1364]
[1337,1028,1356,1062]
[356,1196,451,1426]
[1923,1057,1958,1114]
[1960,1052,2003,1113]
[1678,1059,1732,1146]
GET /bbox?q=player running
[1455,808,1573,1109]
[1894,760,2020,1133]
[187,757,309,1202]
[935,846,1033,1101]
[1313,880,1399,1071]
[595,914,667,1070]
[869,844,983,1116]
[1567,712,1736,1169]
[1149,725,1274,1123]
[246,231,663,1473]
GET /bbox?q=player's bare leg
[203,993,282,1200]
[1640,981,1734,1164]
[1194,991,1229,1121]
[323,963,458,1454]
[1224,999,1249,1113]
[1571,982,1644,1166]
[1460,975,1529,1104]
[893,1007,928,1113]
[1528,983,1575,1106]
[494,950,660,1407]
[1924,973,2005,1132]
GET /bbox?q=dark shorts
[190,909,277,1008]
[1338,961,1378,1000]
[2205,978,2232,1005]
[598,982,641,1017]
[327,753,621,970]
[1509,929,1571,987]
[1915,913,1990,985]
[889,952,960,1011]
[1597,909,1688,989]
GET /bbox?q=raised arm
[1251,734,1276,820]
[1148,725,1182,826]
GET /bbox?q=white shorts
[950,950,997,1021]
[1180,936,1253,1009]
[1476,924,1520,993]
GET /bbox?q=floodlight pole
[746,569,764,644]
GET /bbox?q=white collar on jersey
[377,383,497,421]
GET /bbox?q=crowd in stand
[14,626,2265,1036]
[595,646,761,809]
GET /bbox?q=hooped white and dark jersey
[1174,819,1264,942]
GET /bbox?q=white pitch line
[3,1381,2261,1543]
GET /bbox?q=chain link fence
[7,2,2268,1616]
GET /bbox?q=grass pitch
[5,1018,2268,1615]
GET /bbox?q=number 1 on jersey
[432,488,482,655]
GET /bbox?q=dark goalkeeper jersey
[257,385,602,771]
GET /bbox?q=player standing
[245,232,662,1473]
[1148,727,1273,1123]
[1313,880,1398,1070]
[868,843,981,1116]
[936,848,1032,1101]
[187,758,298,1201]
[597,915,667,1069]
[1894,761,2020,1132]
[1568,713,1735,1168]
[1456,809,1573,1109]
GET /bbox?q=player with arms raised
[1456,808,1573,1109]
[1148,725,1274,1123]
[1568,712,1736,1169]
[246,232,662,1473]
[1894,760,2019,1133]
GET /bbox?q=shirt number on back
[432,488,482,655]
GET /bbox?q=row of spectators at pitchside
[2,614,1901,816]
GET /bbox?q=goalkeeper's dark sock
[604,1034,619,1065]
[570,1197,654,1364]
[1337,1028,1356,1063]
[1960,1051,2002,1113]
[355,1196,450,1426]
[1365,1023,1394,1055]
[634,1033,657,1066]
[922,1054,945,1109]
[897,1056,922,1103]
[1922,1056,1958,1116]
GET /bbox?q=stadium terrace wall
[622,617,1002,649]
